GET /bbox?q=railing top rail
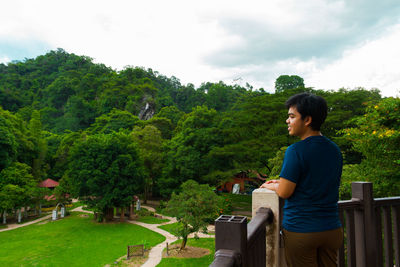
[338,199,362,209]
[210,249,240,267]
[339,196,400,210]
[374,196,400,207]
[247,207,273,247]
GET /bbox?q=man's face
[286,106,308,138]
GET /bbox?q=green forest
[1,48,399,219]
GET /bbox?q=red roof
[44,194,56,201]
[39,178,59,188]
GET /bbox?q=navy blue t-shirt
[280,135,342,233]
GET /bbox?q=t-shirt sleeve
[279,145,301,184]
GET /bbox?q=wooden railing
[338,182,400,267]
[210,207,273,267]
[210,182,400,267]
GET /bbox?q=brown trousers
[282,227,343,267]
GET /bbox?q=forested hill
[1,48,398,201]
[0,48,249,133]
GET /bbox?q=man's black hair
[285,92,327,131]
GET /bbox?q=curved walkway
[128,206,177,267]
[0,214,52,232]
[130,204,214,267]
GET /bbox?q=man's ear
[304,116,312,127]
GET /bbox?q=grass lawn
[136,216,170,224]
[220,193,252,212]
[0,212,165,267]
[157,238,215,267]
[68,201,84,209]
[158,222,180,235]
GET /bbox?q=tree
[341,97,400,197]
[131,125,163,202]
[50,131,82,179]
[160,106,222,195]
[165,180,220,250]
[144,117,174,139]
[29,110,48,180]
[63,95,95,131]
[200,81,247,112]
[86,109,142,134]
[43,76,76,110]
[206,92,291,183]
[0,162,37,222]
[67,132,145,222]
[322,88,381,164]
[0,115,17,171]
[154,105,185,129]
[275,75,304,93]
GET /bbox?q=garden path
[73,204,214,267]
[128,204,214,267]
[0,214,52,232]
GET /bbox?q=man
[261,92,343,267]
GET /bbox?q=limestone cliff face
[138,99,155,120]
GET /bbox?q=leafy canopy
[165,180,220,250]
[67,132,145,220]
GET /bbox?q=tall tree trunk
[105,207,114,222]
[129,203,134,220]
[180,237,188,250]
[2,211,6,224]
[120,207,125,222]
[144,182,148,204]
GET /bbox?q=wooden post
[352,182,378,267]
[214,215,247,266]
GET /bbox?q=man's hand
[260,179,280,191]
[260,178,296,199]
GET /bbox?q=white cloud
[1,0,400,96]
[306,24,400,97]
[0,56,10,64]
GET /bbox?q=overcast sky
[1,0,400,96]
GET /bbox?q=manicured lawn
[158,222,180,235]
[157,238,215,267]
[68,201,85,209]
[220,193,252,212]
[136,216,170,224]
[0,212,165,267]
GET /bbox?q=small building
[217,171,265,194]
[38,178,59,190]
[38,178,60,201]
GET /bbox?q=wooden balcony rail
[211,182,400,267]
[338,182,400,267]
